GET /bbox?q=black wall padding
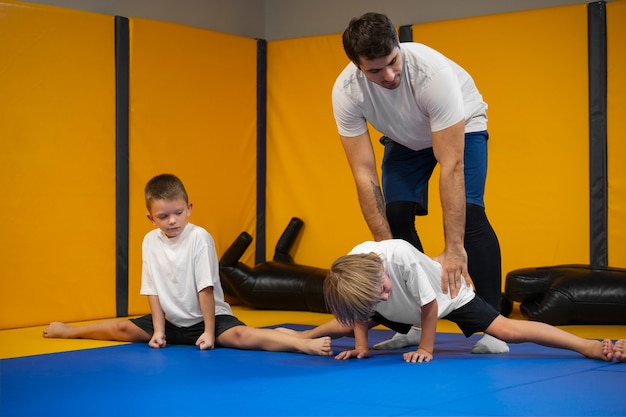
[115,16,130,317]
[399,25,412,43]
[505,264,626,325]
[588,1,608,267]
[256,39,267,264]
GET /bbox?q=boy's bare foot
[300,336,333,356]
[43,322,72,338]
[614,339,625,363]
[594,339,615,361]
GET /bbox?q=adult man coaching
[332,12,507,353]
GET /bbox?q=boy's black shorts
[371,295,500,338]
[130,314,245,345]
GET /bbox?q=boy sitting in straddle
[279,239,621,363]
[44,174,332,357]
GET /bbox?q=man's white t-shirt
[349,240,475,325]
[140,223,232,327]
[332,43,487,151]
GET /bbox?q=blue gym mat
[1,325,624,417]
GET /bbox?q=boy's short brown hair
[323,252,384,326]
[144,174,189,211]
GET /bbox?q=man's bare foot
[300,336,333,356]
[43,322,72,338]
[614,339,625,363]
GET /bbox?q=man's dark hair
[342,12,400,66]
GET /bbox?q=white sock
[373,327,422,350]
[471,333,509,354]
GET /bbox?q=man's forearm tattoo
[371,181,387,219]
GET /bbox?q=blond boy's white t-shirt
[349,239,475,325]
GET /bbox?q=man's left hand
[435,246,471,298]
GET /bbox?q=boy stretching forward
[44,174,332,356]
[283,239,618,363]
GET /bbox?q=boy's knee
[225,325,254,342]
[116,320,134,332]
[116,320,149,340]
[236,325,256,339]
[492,320,524,343]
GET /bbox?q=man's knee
[466,203,486,221]
[386,201,424,252]
[465,203,492,235]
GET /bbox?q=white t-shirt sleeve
[192,230,220,292]
[332,78,369,138]
[421,66,465,132]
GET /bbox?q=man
[332,12,507,353]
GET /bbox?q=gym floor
[1,306,625,416]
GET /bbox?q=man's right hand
[434,245,471,299]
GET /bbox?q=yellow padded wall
[607,1,626,268]
[267,34,380,267]
[127,18,258,314]
[267,5,590,279]
[410,5,590,277]
[0,1,116,328]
